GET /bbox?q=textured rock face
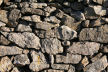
[0,0,108,72]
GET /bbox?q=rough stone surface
[67,42,100,55]
[0,10,8,23]
[0,35,10,45]
[0,21,6,27]
[0,46,23,56]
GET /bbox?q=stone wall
[0,0,108,72]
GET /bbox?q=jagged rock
[0,35,10,45]
[79,25,108,43]
[91,53,103,62]
[30,3,47,8]
[0,46,23,56]
[81,56,89,67]
[0,56,14,72]
[8,9,21,27]
[51,64,69,70]
[41,38,63,54]
[49,55,54,64]
[23,49,29,54]
[29,50,49,72]
[0,21,6,27]
[43,69,64,72]
[67,42,100,55]
[57,25,77,41]
[84,5,106,19]
[21,8,45,16]
[0,27,14,32]
[84,56,108,72]
[55,9,64,19]
[14,54,30,66]
[56,53,82,64]
[7,32,40,49]
[16,24,32,32]
[21,15,41,22]
[103,45,108,53]
[19,2,29,8]
[68,65,75,72]
[0,10,8,23]
[82,20,90,27]
[44,16,61,24]
[11,67,19,72]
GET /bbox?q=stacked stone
[0,0,108,72]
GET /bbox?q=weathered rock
[21,15,41,22]
[79,25,108,43]
[30,3,47,8]
[0,10,8,23]
[84,56,108,72]
[7,32,40,49]
[67,42,100,55]
[93,0,108,7]
[0,21,6,27]
[0,0,3,6]
[0,46,23,56]
[14,54,30,66]
[8,9,21,27]
[44,16,61,24]
[19,2,29,8]
[41,38,63,54]
[51,64,69,70]
[56,53,82,64]
[21,8,45,16]
[103,45,108,53]
[43,69,64,72]
[49,55,54,64]
[57,25,77,40]
[16,24,32,32]
[63,2,71,7]
[62,41,70,46]
[29,50,49,72]
[82,20,90,28]
[81,56,89,67]
[0,56,14,72]
[28,0,37,2]
[11,67,19,72]
[68,65,75,72]
[0,27,14,32]
[55,9,64,19]
[0,35,10,45]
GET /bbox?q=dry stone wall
[0,0,108,72]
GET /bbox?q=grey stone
[63,2,71,7]
[16,24,32,32]
[8,9,21,27]
[21,8,45,16]
[62,41,70,46]
[68,65,75,72]
[43,69,64,72]
[30,3,47,8]
[0,46,23,56]
[79,25,108,43]
[56,53,82,64]
[82,20,90,28]
[84,56,108,72]
[57,25,77,41]
[14,54,30,66]
[7,32,40,49]
[0,21,6,27]
[71,2,84,10]
[0,35,10,45]
[29,50,49,72]
[0,10,8,23]
[28,0,37,2]
[41,38,63,54]
[49,55,54,64]
[0,56,14,72]
[67,42,100,55]
[51,64,69,70]
[21,15,41,22]
[55,9,64,19]
[44,16,61,24]
[0,27,14,32]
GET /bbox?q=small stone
[11,67,19,72]
[14,54,30,66]
[41,38,63,54]
[43,69,64,72]
[57,25,77,41]
[0,21,6,27]
[19,2,29,8]
[0,56,14,72]
[7,32,40,49]
[67,42,100,55]
[16,24,32,32]
[84,56,108,72]
[68,65,75,72]
[55,9,64,19]
[0,35,10,45]
[103,45,108,53]
[29,50,49,72]
[0,27,14,32]
[51,64,69,70]
[62,41,70,46]
[23,49,29,54]
[8,9,21,27]
[49,55,54,64]
[21,15,41,22]
[82,20,90,27]
[56,53,82,64]
[81,56,89,67]
[0,0,3,6]
[30,3,47,8]
[63,2,71,7]
[93,0,103,4]
[44,16,61,24]
[0,10,8,23]
[28,0,37,2]
[0,46,23,56]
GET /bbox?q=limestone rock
[67,42,100,55]
[0,10,8,23]
[41,38,63,54]
[103,45,108,53]
[0,46,23,56]
[84,56,108,72]
[0,35,10,45]
[7,32,40,49]
[43,69,64,72]
[14,54,30,66]
[0,56,14,72]
[0,21,6,27]
[56,53,82,64]
[30,3,47,8]
[11,67,20,72]
[68,65,75,72]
